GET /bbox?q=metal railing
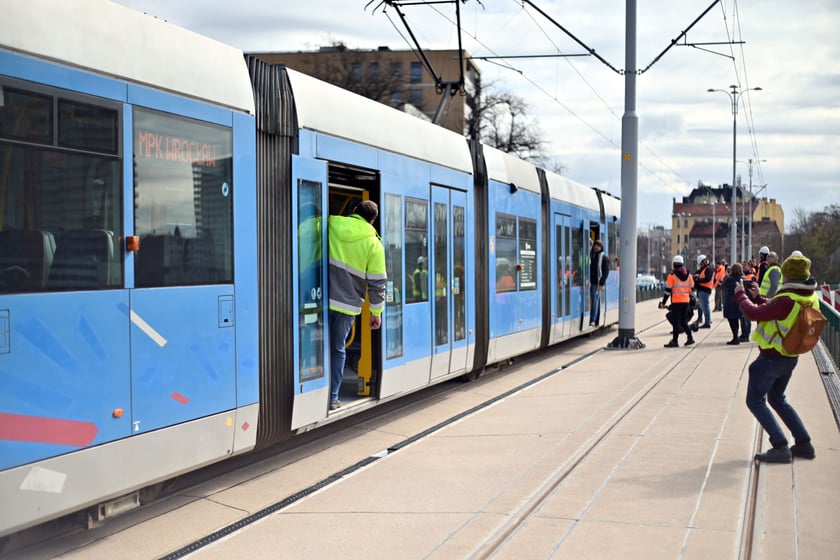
[820,285,840,370]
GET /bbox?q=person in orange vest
[659,255,695,347]
[692,254,714,329]
[713,259,727,311]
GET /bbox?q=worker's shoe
[684,338,695,346]
[755,445,792,464]
[664,340,679,348]
[791,441,816,460]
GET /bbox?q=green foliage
[788,204,840,284]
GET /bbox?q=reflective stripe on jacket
[666,273,694,303]
[751,291,819,356]
[328,214,387,316]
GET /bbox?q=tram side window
[495,214,517,293]
[133,109,233,288]
[405,198,428,303]
[608,219,619,269]
[384,194,403,358]
[0,80,122,294]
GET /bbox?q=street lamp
[738,158,767,260]
[711,202,716,265]
[708,84,762,264]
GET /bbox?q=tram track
[462,323,766,560]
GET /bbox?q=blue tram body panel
[0,292,131,470]
[128,287,236,434]
[232,112,259,407]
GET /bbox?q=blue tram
[0,1,620,537]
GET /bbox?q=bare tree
[788,204,840,283]
[467,83,550,165]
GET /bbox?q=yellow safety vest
[751,291,820,357]
[759,264,781,296]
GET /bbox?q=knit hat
[781,254,811,281]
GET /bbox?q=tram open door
[329,188,377,398]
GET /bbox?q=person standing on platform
[721,262,745,344]
[759,251,782,298]
[713,259,727,311]
[733,253,818,463]
[589,239,610,326]
[739,261,756,342]
[659,255,695,347]
[692,254,714,329]
[756,246,770,284]
[328,200,387,411]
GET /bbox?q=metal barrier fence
[636,287,664,303]
[820,285,840,370]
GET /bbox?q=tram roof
[285,68,473,174]
[1,0,255,114]
[545,170,602,213]
[482,146,541,194]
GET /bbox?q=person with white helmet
[757,246,771,285]
[659,255,695,347]
[692,254,714,330]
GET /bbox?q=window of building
[389,91,403,107]
[369,62,380,78]
[391,61,403,77]
[352,63,361,81]
[410,61,422,83]
[410,89,423,108]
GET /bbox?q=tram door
[430,186,468,379]
[572,222,588,331]
[553,213,572,340]
[129,108,237,434]
[290,155,329,430]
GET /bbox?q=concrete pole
[608,0,643,349]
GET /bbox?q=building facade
[249,46,480,136]
[670,184,784,267]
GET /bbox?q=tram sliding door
[430,185,468,379]
[553,213,572,341]
[290,155,329,429]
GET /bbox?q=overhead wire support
[639,0,722,73]
[367,0,466,96]
[520,0,623,75]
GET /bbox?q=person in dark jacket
[721,262,744,344]
[692,254,714,329]
[733,253,819,463]
[589,239,610,326]
[659,255,695,347]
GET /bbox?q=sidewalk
[49,301,840,559]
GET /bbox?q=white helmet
[673,255,684,266]
[759,246,769,255]
[696,254,707,265]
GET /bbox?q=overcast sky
[113,0,839,231]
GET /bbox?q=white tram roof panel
[0,0,255,114]
[481,145,541,194]
[285,68,473,174]
[545,170,601,213]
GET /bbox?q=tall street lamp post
[739,157,767,260]
[711,202,716,265]
[708,84,762,265]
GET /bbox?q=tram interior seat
[48,229,115,290]
[0,229,57,291]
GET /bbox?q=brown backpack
[781,300,827,355]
